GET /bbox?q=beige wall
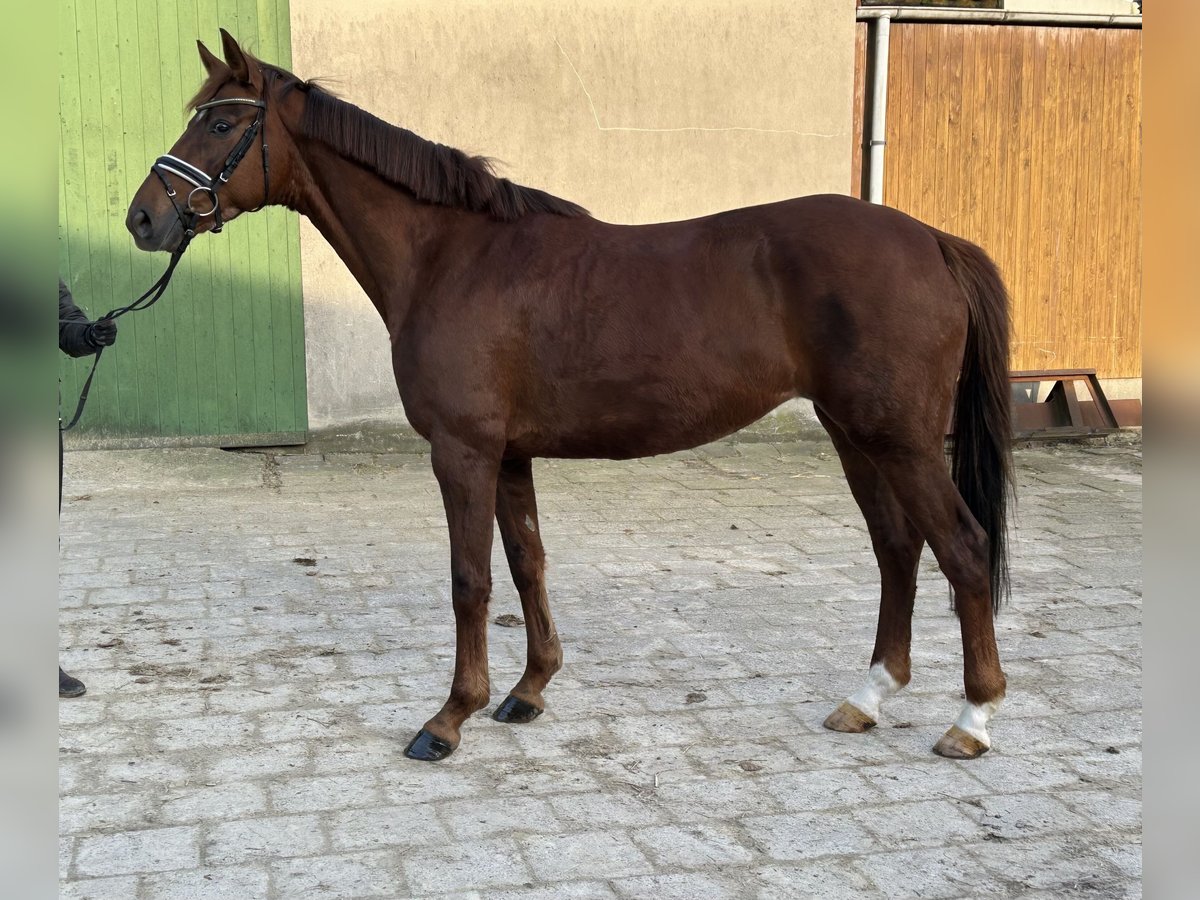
[290,0,856,427]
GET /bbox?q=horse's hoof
[493,695,543,724]
[933,724,989,759]
[823,701,876,733]
[404,729,455,761]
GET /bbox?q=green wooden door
[58,0,306,447]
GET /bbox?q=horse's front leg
[404,437,501,762]
[492,457,563,723]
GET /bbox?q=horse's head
[126,30,289,252]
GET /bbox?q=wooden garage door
[860,22,1142,377]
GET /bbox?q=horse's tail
[933,229,1013,614]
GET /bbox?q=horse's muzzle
[126,206,183,253]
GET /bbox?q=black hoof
[404,729,455,761]
[493,695,543,724]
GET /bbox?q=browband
[195,97,265,111]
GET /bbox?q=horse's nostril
[132,208,154,240]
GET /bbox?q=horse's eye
[211,120,232,136]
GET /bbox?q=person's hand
[86,318,118,349]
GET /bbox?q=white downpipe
[867,14,891,205]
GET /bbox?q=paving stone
[402,837,532,893]
[1062,789,1142,831]
[859,760,990,802]
[142,865,270,899]
[759,767,885,811]
[1060,708,1143,748]
[549,790,663,828]
[782,734,902,768]
[155,714,256,752]
[972,836,1128,894]
[60,792,156,835]
[60,835,74,881]
[158,783,269,825]
[327,804,449,852]
[749,860,878,899]
[206,742,310,780]
[268,773,383,815]
[855,798,981,848]
[440,796,564,839]
[972,792,1090,841]
[630,823,755,868]
[742,810,876,861]
[99,756,191,790]
[969,758,1094,792]
[488,762,602,798]
[59,875,141,900]
[612,871,742,899]
[486,883,618,900]
[655,773,782,822]
[857,846,1001,899]
[75,826,199,877]
[270,850,404,897]
[106,693,209,721]
[1070,745,1143,781]
[1095,841,1142,880]
[522,831,654,881]
[204,814,326,865]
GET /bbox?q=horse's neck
[289,138,456,336]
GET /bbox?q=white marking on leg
[845,662,902,722]
[953,698,1002,748]
[524,514,536,532]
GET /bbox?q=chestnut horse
[127,31,1012,762]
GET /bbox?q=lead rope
[59,233,193,433]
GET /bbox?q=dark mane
[189,60,587,222]
[300,87,588,221]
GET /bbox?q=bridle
[151,84,272,241]
[61,78,272,433]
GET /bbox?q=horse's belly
[509,284,799,459]
[513,379,795,460]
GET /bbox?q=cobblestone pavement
[58,436,1142,899]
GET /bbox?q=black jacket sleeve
[59,279,97,358]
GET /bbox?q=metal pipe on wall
[867,14,891,205]
[856,7,1141,28]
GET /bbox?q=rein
[61,87,271,433]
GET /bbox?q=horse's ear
[219,28,253,84]
[197,40,228,77]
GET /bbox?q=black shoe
[59,667,86,698]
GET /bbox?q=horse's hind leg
[817,408,925,734]
[868,449,1007,759]
[492,458,563,723]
